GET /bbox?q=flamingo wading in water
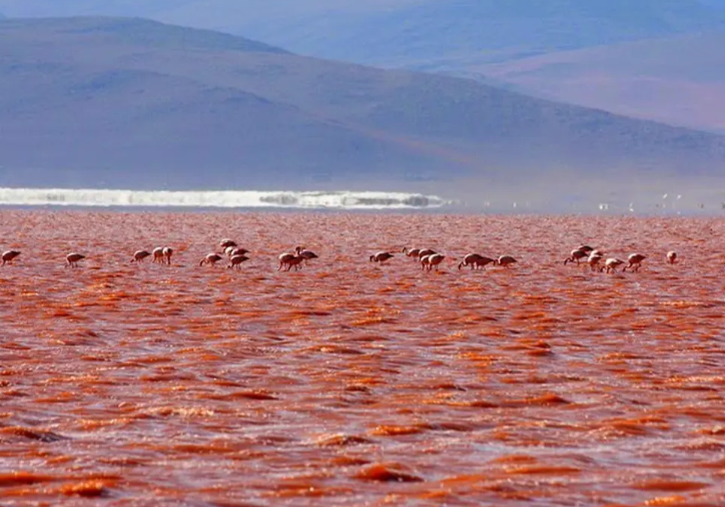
[370,251,394,263]
[200,253,223,266]
[151,247,164,263]
[601,258,625,273]
[623,253,646,272]
[421,253,445,271]
[66,252,85,268]
[564,248,588,265]
[458,253,495,270]
[1,250,20,266]
[495,255,518,268]
[228,254,250,269]
[131,250,151,263]
[162,247,173,265]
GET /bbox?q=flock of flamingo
[0,238,677,274]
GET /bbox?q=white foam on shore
[0,188,450,209]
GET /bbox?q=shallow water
[1,211,725,506]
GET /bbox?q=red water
[1,210,725,506]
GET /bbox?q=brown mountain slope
[1,17,725,194]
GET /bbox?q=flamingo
[66,252,85,268]
[230,247,249,257]
[228,254,250,269]
[219,239,237,249]
[370,251,394,263]
[601,257,625,273]
[667,251,678,264]
[1,250,20,266]
[278,252,294,271]
[279,254,304,271]
[623,253,646,272]
[162,247,173,265]
[151,247,164,263]
[199,253,223,266]
[295,246,319,265]
[131,250,151,263]
[417,248,436,259]
[495,255,518,268]
[564,248,588,265]
[402,247,421,259]
[458,253,495,270]
[587,252,603,272]
[421,253,445,271]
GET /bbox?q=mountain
[226,0,725,68]
[2,1,725,68]
[476,31,725,134]
[2,16,725,195]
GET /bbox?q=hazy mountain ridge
[3,1,725,136]
[247,0,725,67]
[476,30,725,133]
[1,16,725,194]
[2,0,724,66]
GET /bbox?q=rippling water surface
[2,211,725,506]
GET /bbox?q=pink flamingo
[230,247,249,257]
[66,252,85,268]
[279,254,304,271]
[131,250,151,263]
[586,252,603,271]
[601,257,625,273]
[495,255,518,268]
[296,246,319,265]
[421,253,445,271]
[228,254,250,269]
[623,253,646,272]
[370,251,394,263]
[458,253,495,270]
[564,248,588,265]
[1,250,20,266]
[402,247,421,259]
[200,253,223,266]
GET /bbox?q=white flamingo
[151,247,164,263]
[162,247,173,265]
